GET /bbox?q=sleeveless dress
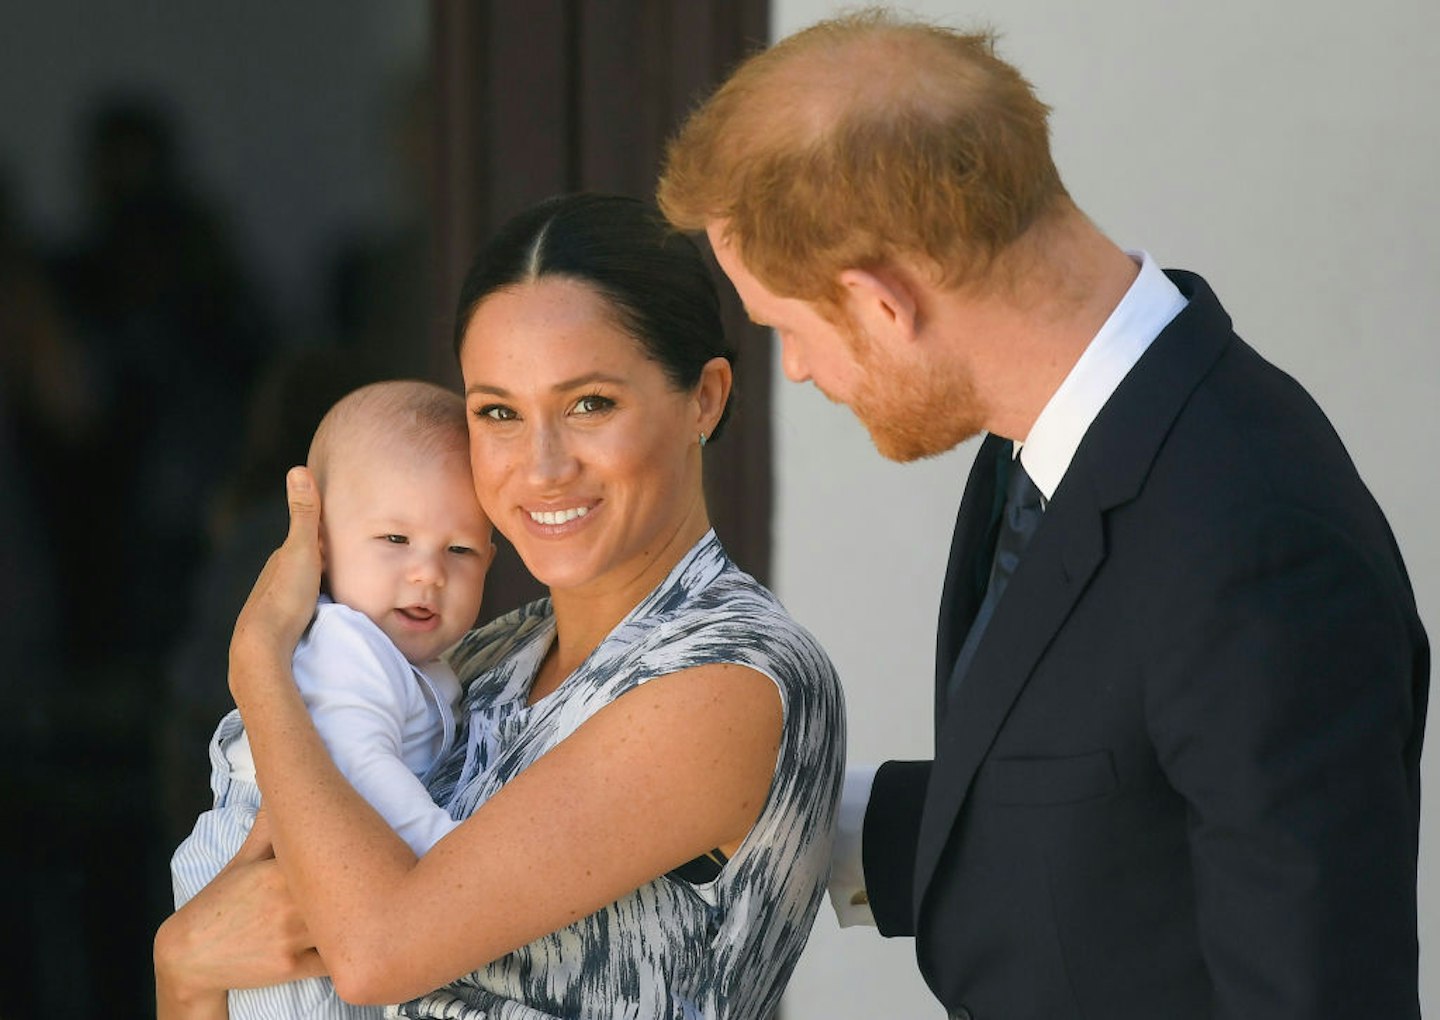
[389,531,845,1020]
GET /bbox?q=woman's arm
[153,467,330,1015]
[231,473,786,1006]
[154,811,325,1018]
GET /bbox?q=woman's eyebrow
[552,371,626,391]
[466,372,627,398]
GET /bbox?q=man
[658,9,1428,1019]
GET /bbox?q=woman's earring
[698,431,709,449]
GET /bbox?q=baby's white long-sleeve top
[222,596,463,855]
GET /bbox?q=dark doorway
[431,0,774,619]
[1,3,769,1015]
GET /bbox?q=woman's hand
[154,811,325,1018]
[230,467,324,695]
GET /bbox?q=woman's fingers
[231,467,324,668]
[282,466,322,567]
[232,807,276,865]
[156,855,323,997]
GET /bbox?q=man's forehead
[703,222,755,285]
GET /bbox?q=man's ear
[838,266,920,342]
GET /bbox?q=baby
[170,379,493,1019]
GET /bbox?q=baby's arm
[295,605,461,856]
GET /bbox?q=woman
[155,193,845,1019]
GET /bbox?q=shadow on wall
[1,91,279,1014]
[1,69,439,1014]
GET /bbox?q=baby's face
[321,445,493,663]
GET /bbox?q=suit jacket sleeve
[1147,501,1425,1017]
[862,758,932,937]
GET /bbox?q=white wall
[769,2,1440,1017]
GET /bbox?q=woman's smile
[526,503,594,527]
[460,276,705,601]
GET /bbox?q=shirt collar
[1016,251,1188,501]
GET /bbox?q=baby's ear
[315,524,331,579]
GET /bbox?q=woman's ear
[838,265,920,344]
[693,356,734,437]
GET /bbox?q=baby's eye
[383,534,409,545]
[447,544,474,556]
[476,404,517,421]
[572,393,614,415]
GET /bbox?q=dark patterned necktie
[946,456,1045,703]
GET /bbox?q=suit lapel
[911,270,1240,919]
[913,478,1108,907]
[933,434,1010,721]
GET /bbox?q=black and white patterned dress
[389,531,845,1020]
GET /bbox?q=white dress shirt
[830,251,1187,926]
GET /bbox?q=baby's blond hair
[307,379,468,491]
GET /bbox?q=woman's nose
[525,423,579,486]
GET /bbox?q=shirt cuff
[828,762,879,927]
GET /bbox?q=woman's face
[458,276,712,600]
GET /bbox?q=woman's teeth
[529,506,590,525]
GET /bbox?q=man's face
[706,223,865,402]
[707,223,983,462]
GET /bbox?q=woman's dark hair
[452,192,736,440]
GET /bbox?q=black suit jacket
[863,271,1428,1019]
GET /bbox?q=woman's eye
[476,404,517,421]
[572,393,614,415]
[383,534,409,545]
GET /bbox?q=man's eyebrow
[465,372,627,398]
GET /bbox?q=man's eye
[477,404,517,421]
[383,534,408,544]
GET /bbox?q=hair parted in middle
[452,192,738,441]
[657,7,1071,305]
